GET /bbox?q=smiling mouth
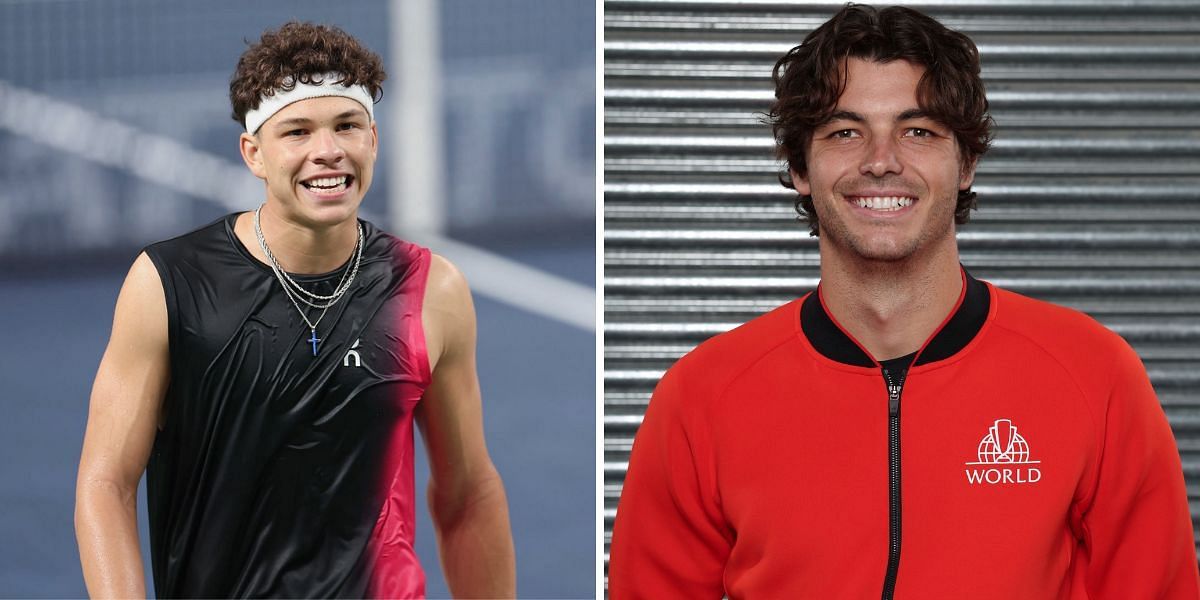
[301,175,353,194]
[850,196,915,212]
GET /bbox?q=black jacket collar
[800,268,990,368]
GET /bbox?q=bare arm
[417,254,515,599]
[75,252,169,598]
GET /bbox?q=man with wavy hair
[609,4,1198,598]
[75,22,514,598]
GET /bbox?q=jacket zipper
[881,365,907,600]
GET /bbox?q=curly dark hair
[767,3,994,236]
[230,21,386,131]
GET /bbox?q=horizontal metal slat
[604,207,1200,225]
[605,0,1200,14]
[605,273,1200,293]
[605,11,1200,34]
[605,249,1200,269]
[605,295,1200,317]
[604,38,1200,64]
[605,84,1200,108]
[603,315,1200,337]
[604,131,1200,155]
[606,61,1200,82]
[604,181,1200,202]
[604,227,1200,249]
[605,107,1200,129]
[606,156,1200,176]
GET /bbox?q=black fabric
[879,352,917,374]
[913,271,989,366]
[800,268,989,367]
[800,290,876,367]
[141,213,428,598]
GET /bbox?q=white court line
[0,80,595,331]
[405,233,596,332]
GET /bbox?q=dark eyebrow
[818,108,941,129]
[273,117,314,129]
[897,108,932,122]
[821,110,866,125]
[271,109,368,131]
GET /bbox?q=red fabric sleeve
[1080,338,1200,598]
[608,363,732,599]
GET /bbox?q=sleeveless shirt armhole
[412,246,434,389]
[140,247,178,380]
[139,246,177,434]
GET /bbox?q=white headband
[244,72,374,133]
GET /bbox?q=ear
[958,157,978,191]
[789,169,811,196]
[239,132,267,180]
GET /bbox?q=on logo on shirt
[344,338,363,368]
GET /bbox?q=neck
[817,234,963,362]
[236,204,359,274]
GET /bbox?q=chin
[854,247,917,264]
[832,233,922,264]
[285,199,361,229]
[309,204,360,226]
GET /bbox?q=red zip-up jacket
[609,271,1199,599]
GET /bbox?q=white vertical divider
[388,0,445,236]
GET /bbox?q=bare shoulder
[124,253,166,307]
[104,251,169,395]
[115,253,168,344]
[422,253,477,369]
[425,253,472,310]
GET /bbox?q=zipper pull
[887,383,901,416]
[881,359,910,417]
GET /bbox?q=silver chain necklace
[255,206,364,308]
[253,205,364,356]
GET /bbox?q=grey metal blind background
[603,0,1200,587]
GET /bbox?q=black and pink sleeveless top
[143,213,430,598]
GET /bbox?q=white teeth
[854,196,914,211]
[304,176,348,189]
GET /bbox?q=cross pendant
[308,329,321,356]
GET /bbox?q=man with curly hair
[609,4,1198,598]
[75,22,514,598]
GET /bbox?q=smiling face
[792,58,976,264]
[240,95,377,229]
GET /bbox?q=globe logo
[965,419,1041,485]
[976,419,1030,464]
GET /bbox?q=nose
[311,128,345,164]
[860,134,902,177]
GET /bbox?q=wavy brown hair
[230,21,386,131]
[767,3,994,235]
